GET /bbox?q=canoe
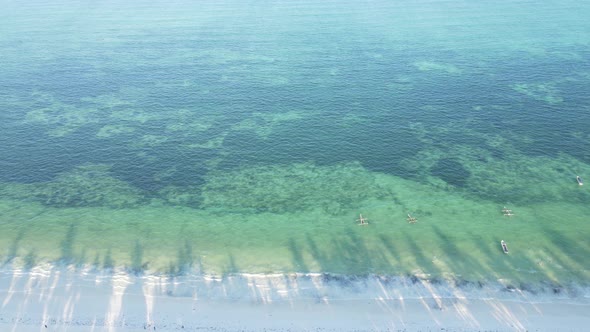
[501,240,509,254]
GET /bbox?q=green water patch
[231,111,309,140]
[132,134,170,148]
[164,110,219,139]
[17,87,316,171]
[109,107,163,125]
[96,124,136,138]
[0,167,588,287]
[25,93,100,137]
[413,61,462,74]
[511,82,563,104]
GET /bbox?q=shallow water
[0,0,589,286]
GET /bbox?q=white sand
[1,265,589,331]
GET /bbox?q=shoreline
[1,264,589,331]
[3,299,590,332]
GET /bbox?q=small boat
[501,240,509,254]
[577,176,583,186]
[356,214,369,226]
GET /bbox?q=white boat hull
[501,240,509,254]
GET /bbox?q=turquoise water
[0,0,589,286]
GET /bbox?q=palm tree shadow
[168,241,194,276]
[23,250,37,270]
[543,226,589,281]
[130,241,147,275]
[306,233,337,272]
[287,238,309,272]
[59,224,77,265]
[3,229,25,266]
[222,254,239,277]
[336,229,372,274]
[378,234,400,267]
[103,249,115,271]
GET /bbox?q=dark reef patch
[430,158,471,188]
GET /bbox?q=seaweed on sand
[158,185,203,207]
[200,162,392,215]
[1,164,145,208]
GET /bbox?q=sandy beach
[1,265,589,332]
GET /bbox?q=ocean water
[0,0,589,288]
